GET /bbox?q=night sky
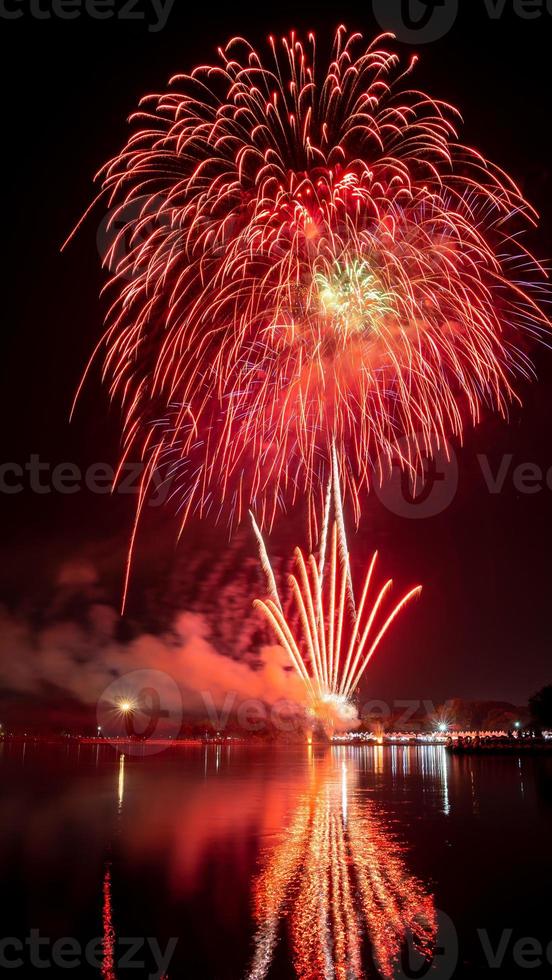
[2,0,552,724]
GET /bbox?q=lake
[1,740,551,978]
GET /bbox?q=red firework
[70,28,548,583]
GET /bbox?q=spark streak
[71,28,549,600]
[253,467,421,725]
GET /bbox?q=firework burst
[252,459,421,731]
[70,28,548,599]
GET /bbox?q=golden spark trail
[252,470,421,728]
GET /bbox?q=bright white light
[116,698,136,714]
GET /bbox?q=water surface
[1,740,551,978]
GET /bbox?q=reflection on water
[248,751,436,980]
[117,754,125,813]
[102,865,116,980]
[0,740,551,978]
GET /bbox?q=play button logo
[372,434,458,519]
[372,0,458,43]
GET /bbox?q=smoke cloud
[0,546,320,742]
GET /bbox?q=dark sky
[1,0,552,720]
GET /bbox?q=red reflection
[248,754,436,979]
[102,864,116,980]
[121,753,307,897]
